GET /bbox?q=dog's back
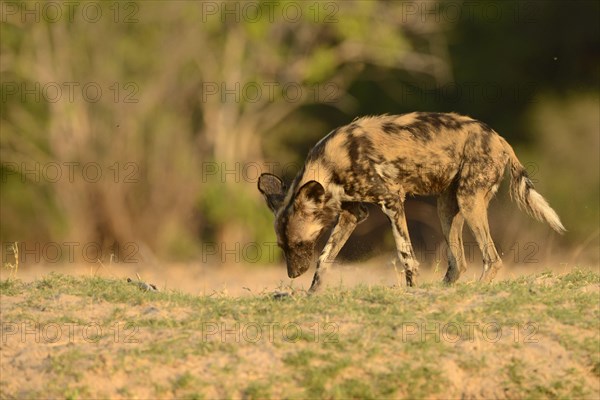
[300,112,508,202]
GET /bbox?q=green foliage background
[1,1,598,265]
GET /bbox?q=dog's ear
[258,173,286,213]
[294,180,325,214]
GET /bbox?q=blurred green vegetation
[1,1,598,266]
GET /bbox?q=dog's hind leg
[381,199,419,287]
[457,191,502,283]
[438,187,467,284]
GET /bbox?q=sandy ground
[2,261,599,398]
[9,259,596,296]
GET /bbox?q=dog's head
[258,173,332,278]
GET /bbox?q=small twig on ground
[3,242,19,279]
[93,255,119,278]
[127,273,159,292]
[272,291,292,300]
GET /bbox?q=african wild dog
[258,112,565,293]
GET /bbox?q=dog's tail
[501,137,566,234]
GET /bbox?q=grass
[0,269,598,399]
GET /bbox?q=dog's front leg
[309,203,368,293]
